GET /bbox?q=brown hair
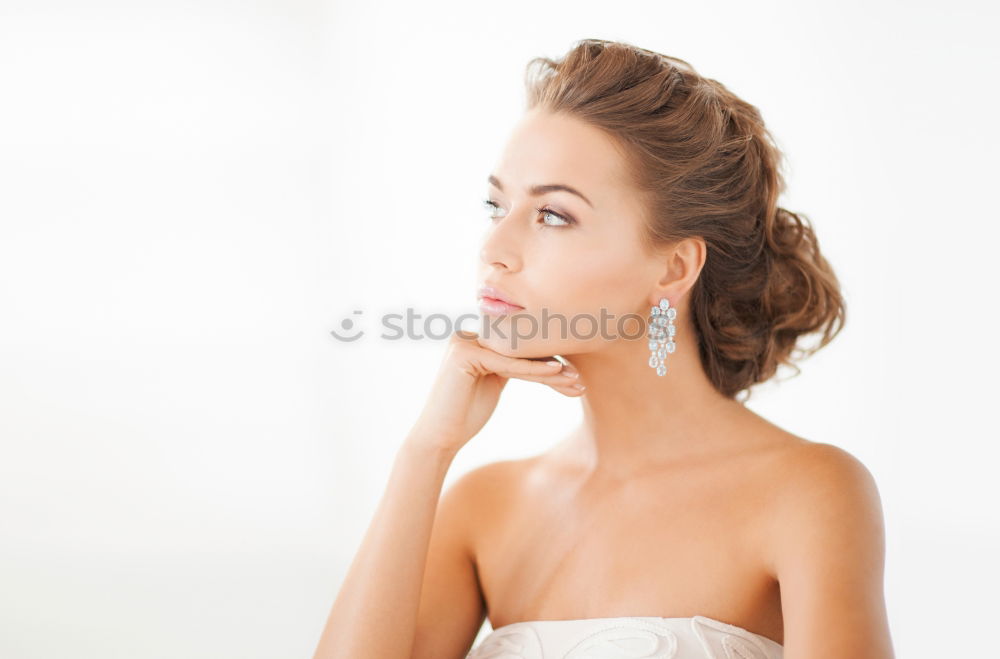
[523,38,847,402]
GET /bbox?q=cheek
[524,247,648,336]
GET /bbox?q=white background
[1,1,997,657]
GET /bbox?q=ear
[650,236,706,306]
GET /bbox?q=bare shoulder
[445,456,533,498]
[775,440,882,501]
[761,440,894,655]
[763,439,887,574]
[440,456,534,527]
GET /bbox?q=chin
[474,329,549,359]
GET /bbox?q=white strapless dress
[466,614,783,659]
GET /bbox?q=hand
[406,329,584,455]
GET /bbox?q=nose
[479,208,525,272]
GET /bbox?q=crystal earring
[647,297,677,376]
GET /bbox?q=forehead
[492,108,634,208]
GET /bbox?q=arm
[311,330,580,658]
[770,442,895,658]
[311,437,460,659]
[410,462,514,658]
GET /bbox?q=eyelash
[481,199,575,227]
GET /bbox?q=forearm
[312,436,459,659]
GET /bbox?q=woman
[313,38,894,659]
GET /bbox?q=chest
[472,459,782,636]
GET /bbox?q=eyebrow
[488,174,594,208]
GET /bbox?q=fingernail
[546,361,562,367]
[573,383,586,390]
[567,371,580,378]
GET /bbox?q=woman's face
[477,107,665,358]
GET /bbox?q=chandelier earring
[647,296,677,376]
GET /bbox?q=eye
[535,206,574,227]
[481,199,576,227]
[482,198,506,220]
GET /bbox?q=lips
[477,284,525,316]
[477,284,524,309]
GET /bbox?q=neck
[557,328,744,480]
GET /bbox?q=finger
[502,365,585,395]
[529,362,582,385]
[451,330,580,381]
[529,358,582,385]
[547,379,587,396]
[478,351,567,380]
